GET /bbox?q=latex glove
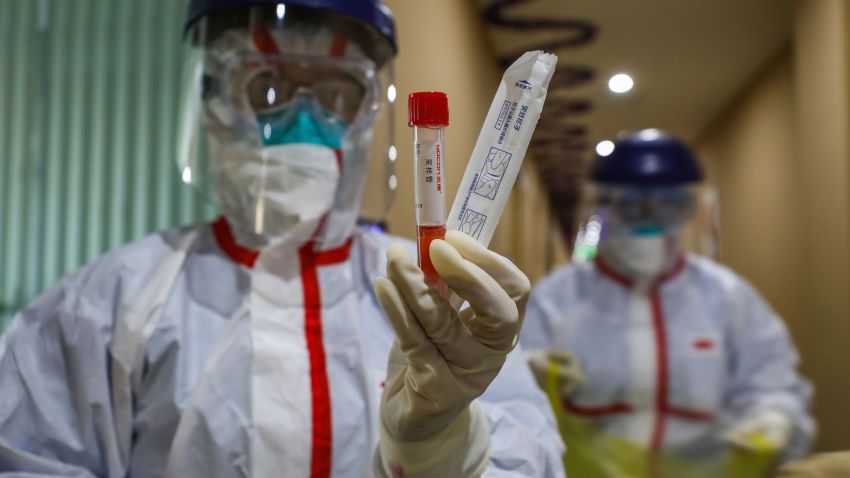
[777,452,850,477]
[374,231,530,477]
[724,408,793,453]
[527,348,584,399]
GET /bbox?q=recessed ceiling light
[608,73,634,94]
[596,140,615,157]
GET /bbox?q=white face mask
[212,143,340,239]
[601,228,680,279]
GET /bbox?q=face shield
[595,185,697,232]
[589,184,697,277]
[358,61,397,229]
[177,4,395,243]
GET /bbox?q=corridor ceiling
[476,0,795,238]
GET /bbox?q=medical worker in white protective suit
[0,1,564,477]
[521,129,814,477]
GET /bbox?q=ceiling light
[608,73,634,94]
[638,128,662,140]
[596,140,615,157]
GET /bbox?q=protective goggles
[595,186,696,227]
[208,52,379,125]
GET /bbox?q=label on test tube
[409,92,449,286]
[414,130,445,225]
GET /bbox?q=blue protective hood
[590,129,704,187]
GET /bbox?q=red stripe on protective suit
[251,24,281,54]
[252,23,346,60]
[595,255,711,452]
[300,240,353,478]
[329,33,348,58]
[594,255,686,289]
[594,256,633,288]
[565,401,632,417]
[649,291,669,451]
[212,217,353,476]
[213,217,259,268]
[656,256,686,284]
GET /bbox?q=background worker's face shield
[595,185,697,232]
[177,4,396,242]
[585,184,697,277]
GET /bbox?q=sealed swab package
[447,51,557,246]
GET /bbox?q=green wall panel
[0,0,215,328]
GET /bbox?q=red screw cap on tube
[408,92,449,127]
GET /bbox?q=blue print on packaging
[494,101,511,130]
[459,209,488,239]
[473,147,512,200]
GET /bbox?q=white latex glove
[374,231,530,477]
[527,348,584,399]
[724,408,793,453]
[777,451,850,477]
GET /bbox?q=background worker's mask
[177,5,397,245]
[602,225,682,278]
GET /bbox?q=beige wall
[368,0,561,281]
[792,0,850,451]
[697,54,803,326]
[696,0,850,451]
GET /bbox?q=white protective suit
[521,253,814,467]
[0,215,564,477]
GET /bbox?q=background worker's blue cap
[590,129,704,186]
[185,0,397,56]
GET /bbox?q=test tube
[408,92,449,286]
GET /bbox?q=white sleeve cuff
[374,402,491,478]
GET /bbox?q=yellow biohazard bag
[544,361,778,478]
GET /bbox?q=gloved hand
[527,348,584,398]
[777,451,850,477]
[724,408,793,453]
[374,231,530,477]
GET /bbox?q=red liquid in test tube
[408,92,449,287]
[417,224,447,284]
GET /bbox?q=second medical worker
[522,129,814,477]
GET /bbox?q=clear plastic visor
[176,5,396,239]
[592,184,697,230]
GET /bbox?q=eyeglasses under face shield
[201,51,380,149]
[205,49,380,138]
[241,55,374,122]
[595,186,697,229]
